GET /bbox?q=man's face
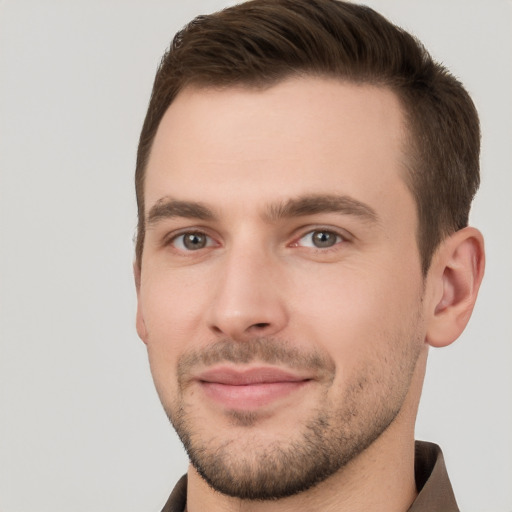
[136,77,429,499]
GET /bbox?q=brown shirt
[161,441,459,512]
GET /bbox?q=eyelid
[159,224,351,252]
[289,225,352,247]
[163,227,220,251]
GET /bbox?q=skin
[135,77,485,512]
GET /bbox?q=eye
[296,229,343,249]
[171,231,216,251]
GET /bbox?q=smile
[196,366,312,410]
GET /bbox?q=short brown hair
[135,0,480,274]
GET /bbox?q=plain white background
[0,1,510,511]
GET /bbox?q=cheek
[139,275,210,392]
[141,269,208,340]
[289,265,425,416]
[288,259,424,362]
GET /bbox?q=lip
[196,366,312,410]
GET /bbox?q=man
[133,0,485,510]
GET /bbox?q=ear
[425,227,485,348]
[133,262,149,345]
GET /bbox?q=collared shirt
[160,441,459,512]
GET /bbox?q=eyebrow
[147,197,216,226]
[264,194,379,224]
[146,193,379,226]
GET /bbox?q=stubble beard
[161,334,422,501]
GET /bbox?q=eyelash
[165,230,218,252]
[291,228,346,251]
[164,227,349,253]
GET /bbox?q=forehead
[144,77,412,221]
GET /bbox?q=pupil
[184,233,206,250]
[313,231,336,248]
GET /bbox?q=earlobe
[425,227,485,348]
[133,262,149,345]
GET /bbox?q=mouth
[195,366,312,410]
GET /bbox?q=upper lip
[196,366,311,386]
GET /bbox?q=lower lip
[200,380,309,410]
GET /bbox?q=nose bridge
[207,234,288,339]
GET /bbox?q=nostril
[252,322,270,329]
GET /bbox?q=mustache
[177,337,336,384]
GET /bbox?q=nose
[206,244,289,341]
